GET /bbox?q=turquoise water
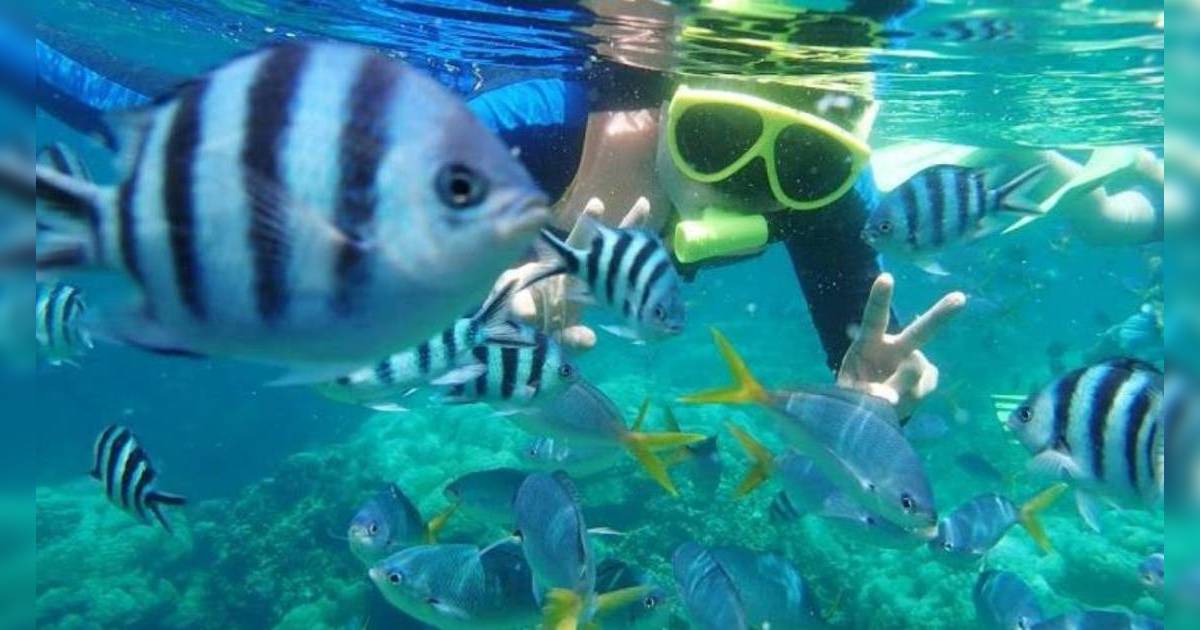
[25,1,1166,629]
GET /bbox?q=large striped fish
[1006,358,1164,531]
[90,425,186,532]
[35,281,92,365]
[862,164,1045,275]
[315,279,532,411]
[537,218,685,341]
[21,42,547,382]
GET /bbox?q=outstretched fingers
[894,291,967,354]
[859,273,895,342]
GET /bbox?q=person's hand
[496,196,655,352]
[836,273,967,418]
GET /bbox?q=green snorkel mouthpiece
[672,206,769,264]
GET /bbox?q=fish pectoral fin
[426,597,470,621]
[429,363,487,387]
[913,257,951,276]
[542,588,583,630]
[1074,490,1105,533]
[364,402,409,413]
[1027,450,1081,482]
[586,526,625,538]
[425,502,458,544]
[96,307,206,359]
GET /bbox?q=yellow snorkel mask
[664,85,874,263]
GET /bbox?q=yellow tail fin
[726,423,775,498]
[678,328,768,405]
[630,398,651,432]
[425,501,459,543]
[1018,482,1068,553]
[543,588,583,630]
[594,585,652,616]
[623,431,707,497]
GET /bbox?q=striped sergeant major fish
[537,217,685,341]
[437,330,579,407]
[12,42,547,382]
[35,281,92,365]
[315,279,532,412]
[929,18,1017,43]
[91,425,186,532]
[1005,358,1164,532]
[862,164,1045,275]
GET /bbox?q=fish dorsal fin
[104,108,157,172]
[552,470,583,506]
[1095,356,1163,375]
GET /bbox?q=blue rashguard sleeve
[467,78,589,202]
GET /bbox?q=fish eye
[1017,406,1033,423]
[436,163,488,209]
[877,220,893,234]
[942,541,954,552]
[653,305,666,321]
[368,522,379,536]
[558,363,575,380]
[643,595,658,609]
[864,516,876,526]
[900,493,915,512]
[388,572,403,585]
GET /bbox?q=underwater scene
[3,0,1186,628]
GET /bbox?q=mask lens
[773,124,855,202]
[674,103,763,175]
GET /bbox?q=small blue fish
[973,570,1044,630]
[930,485,1066,566]
[348,483,428,565]
[593,559,670,630]
[514,471,597,628]
[444,467,528,529]
[673,542,825,629]
[368,542,540,630]
[1138,551,1165,593]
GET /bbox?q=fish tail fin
[519,229,583,291]
[542,588,583,630]
[995,165,1050,234]
[726,423,774,497]
[473,279,536,347]
[678,328,768,405]
[26,160,109,270]
[630,398,651,433]
[425,502,458,544]
[623,431,707,497]
[594,585,652,615]
[147,490,187,506]
[1017,482,1068,553]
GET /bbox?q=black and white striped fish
[929,18,1017,43]
[1006,358,1164,531]
[35,281,92,366]
[17,42,547,382]
[316,279,533,411]
[862,164,1045,275]
[438,331,579,407]
[90,425,186,532]
[537,218,685,340]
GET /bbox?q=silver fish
[862,164,1044,274]
[91,425,186,532]
[519,436,623,478]
[348,483,427,565]
[26,42,547,380]
[683,330,937,533]
[514,471,596,628]
[1138,551,1165,593]
[929,486,1065,566]
[368,542,540,630]
[438,330,579,408]
[674,542,825,629]
[35,281,91,365]
[537,218,685,340]
[1007,358,1164,531]
[973,570,1044,630]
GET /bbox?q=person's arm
[772,171,887,372]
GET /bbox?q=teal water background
[31,1,1164,628]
